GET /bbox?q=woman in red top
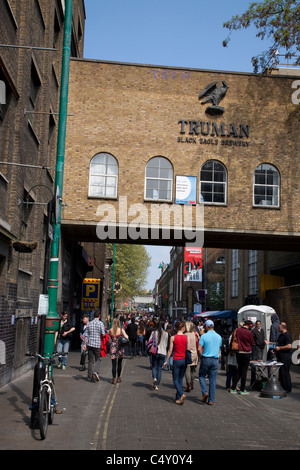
[164,321,190,405]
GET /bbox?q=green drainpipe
[44,0,73,357]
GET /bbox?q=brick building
[154,247,225,318]
[1,2,300,388]
[62,59,300,252]
[61,58,299,339]
[225,249,300,340]
[0,0,89,386]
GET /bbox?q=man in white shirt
[83,310,105,382]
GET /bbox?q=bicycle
[26,352,67,440]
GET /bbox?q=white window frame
[248,250,257,296]
[144,156,173,202]
[253,163,280,207]
[89,152,118,198]
[200,160,227,204]
[231,249,238,297]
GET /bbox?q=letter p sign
[86,285,96,296]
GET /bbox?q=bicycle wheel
[39,385,49,440]
[48,382,57,425]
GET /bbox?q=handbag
[146,331,158,355]
[117,335,129,348]
[230,329,239,351]
[185,337,192,365]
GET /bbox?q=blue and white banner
[175,175,197,204]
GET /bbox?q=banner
[81,278,100,310]
[184,247,203,281]
[175,176,197,204]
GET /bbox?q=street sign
[81,278,101,310]
[114,282,122,293]
[38,294,49,315]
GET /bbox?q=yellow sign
[81,278,100,310]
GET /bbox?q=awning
[193,310,237,319]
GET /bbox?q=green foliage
[222,0,300,72]
[208,281,225,311]
[107,244,151,297]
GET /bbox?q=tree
[222,0,300,72]
[107,244,151,298]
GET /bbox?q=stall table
[250,360,283,390]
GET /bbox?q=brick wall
[0,0,86,387]
[265,285,300,341]
[63,60,300,249]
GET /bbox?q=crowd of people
[56,309,295,404]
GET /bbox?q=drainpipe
[44,0,73,357]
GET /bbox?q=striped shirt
[85,319,105,348]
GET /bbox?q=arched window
[89,152,118,198]
[253,163,280,207]
[145,156,173,201]
[200,160,227,204]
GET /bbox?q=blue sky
[83,0,274,73]
[82,0,273,289]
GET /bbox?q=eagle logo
[199,80,229,115]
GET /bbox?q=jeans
[56,338,70,365]
[130,339,137,357]
[172,358,187,400]
[137,336,145,356]
[87,346,101,380]
[199,357,219,403]
[152,353,166,386]
[232,352,251,392]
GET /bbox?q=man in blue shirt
[198,319,222,405]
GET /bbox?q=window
[200,160,227,204]
[145,156,173,201]
[253,163,280,207]
[28,60,41,128]
[89,153,118,198]
[231,249,238,297]
[248,250,257,296]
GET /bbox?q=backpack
[146,331,158,355]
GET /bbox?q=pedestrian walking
[165,323,175,370]
[252,320,266,360]
[184,321,199,392]
[83,310,105,382]
[275,322,293,393]
[198,320,222,405]
[226,331,238,391]
[137,320,146,356]
[126,315,138,357]
[79,314,89,371]
[149,321,168,390]
[163,321,190,405]
[55,311,75,370]
[146,318,158,369]
[109,318,128,384]
[230,320,254,395]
